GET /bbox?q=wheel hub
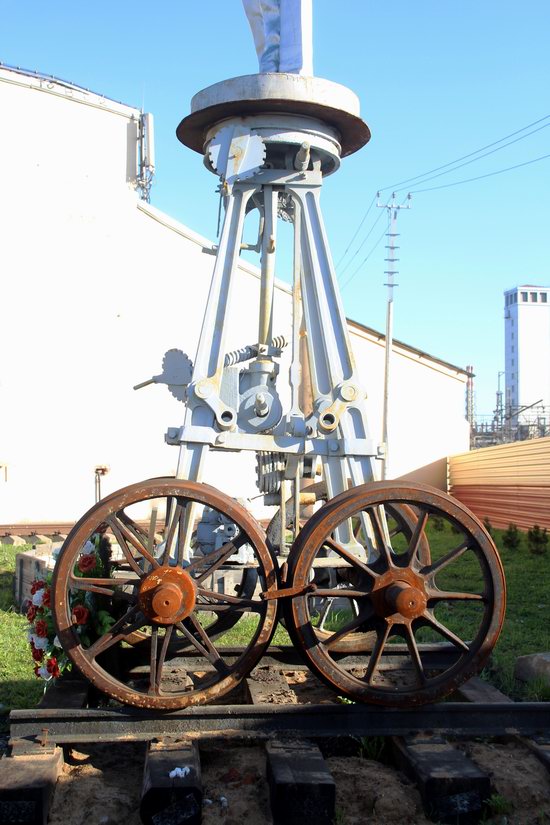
[138,565,197,625]
[370,568,427,622]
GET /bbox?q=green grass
[0,545,44,722]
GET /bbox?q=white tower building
[504,285,550,435]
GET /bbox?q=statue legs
[242,0,313,75]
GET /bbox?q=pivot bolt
[195,381,212,399]
[341,384,357,402]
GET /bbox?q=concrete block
[266,739,335,825]
[0,747,63,825]
[392,734,491,824]
[140,738,202,825]
[1,535,27,546]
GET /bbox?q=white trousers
[242,0,313,75]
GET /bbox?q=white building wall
[0,67,469,525]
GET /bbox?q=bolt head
[341,384,357,402]
[195,381,212,399]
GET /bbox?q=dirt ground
[41,737,550,825]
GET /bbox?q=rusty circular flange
[284,480,506,708]
[138,565,197,625]
[176,73,371,158]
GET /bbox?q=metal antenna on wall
[377,192,411,479]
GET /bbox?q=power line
[379,113,550,191]
[335,192,376,268]
[411,151,550,193]
[341,216,390,290]
[338,207,386,278]
[393,121,550,193]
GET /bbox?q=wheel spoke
[407,510,429,568]
[366,507,393,568]
[107,515,158,573]
[155,625,174,692]
[175,507,188,567]
[427,589,486,603]
[313,588,368,600]
[321,608,373,650]
[194,600,260,614]
[85,606,144,659]
[175,619,230,675]
[423,540,471,576]
[186,541,239,583]
[149,626,159,693]
[69,574,139,598]
[421,610,470,652]
[364,622,391,684]
[196,587,262,610]
[404,625,427,686]
[118,512,151,547]
[322,537,379,579]
[161,502,184,565]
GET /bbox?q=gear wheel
[208,125,266,184]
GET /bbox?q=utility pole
[377,192,411,480]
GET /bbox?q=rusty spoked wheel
[53,478,278,710]
[284,481,506,707]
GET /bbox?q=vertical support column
[176,185,253,484]
[175,185,253,558]
[292,185,378,494]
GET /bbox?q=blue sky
[3,1,549,414]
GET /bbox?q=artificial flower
[71,605,90,626]
[34,619,49,638]
[46,657,61,679]
[30,579,46,595]
[26,604,39,623]
[32,588,45,607]
[77,553,97,574]
[31,645,44,662]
